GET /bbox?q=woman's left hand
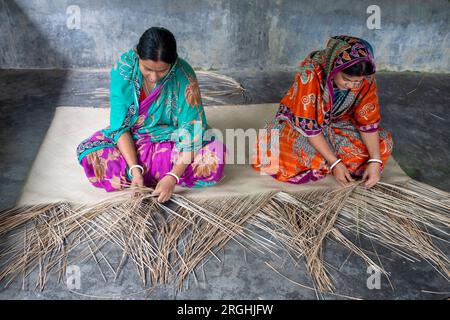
[152,175,177,203]
[362,162,381,188]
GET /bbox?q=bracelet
[164,172,180,184]
[128,164,144,178]
[367,159,383,165]
[329,159,342,171]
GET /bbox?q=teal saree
[77,48,209,162]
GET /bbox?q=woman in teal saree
[76,27,225,203]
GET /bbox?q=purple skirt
[78,130,225,192]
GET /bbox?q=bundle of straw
[197,71,249,105]
[0,180,448,295]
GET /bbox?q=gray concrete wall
[1,0,449,72]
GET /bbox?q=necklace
[143,77,155,96]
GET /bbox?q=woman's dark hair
[136,27,178,64]
[342,60,375,76]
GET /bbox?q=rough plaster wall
[0,0,449,72]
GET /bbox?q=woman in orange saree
[253,36,393,188]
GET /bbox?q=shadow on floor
[0,1,69,209]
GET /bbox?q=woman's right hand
[331,162,355,186]
[130,169,145,188]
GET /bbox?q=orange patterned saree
[252,36,393,184]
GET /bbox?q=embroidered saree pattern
[253,36,393,184]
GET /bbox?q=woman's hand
[332,162,355,186]
[130,168,145,188]
[362,162,381,188]
[152,175,177,203]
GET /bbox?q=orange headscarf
[276,36,381,136]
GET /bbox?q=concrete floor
[0,69,449,299]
